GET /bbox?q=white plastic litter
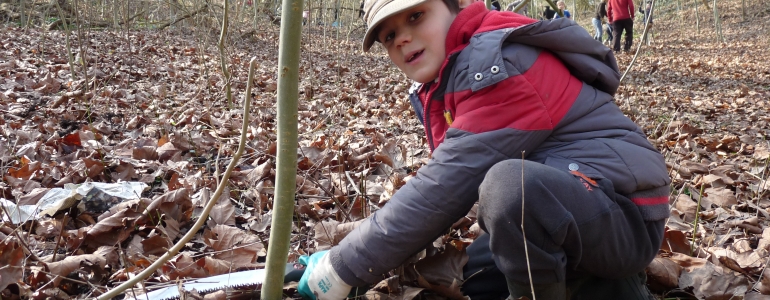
[0,181,148,224]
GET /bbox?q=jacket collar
[445,2,537,55]
[445,2,489,55]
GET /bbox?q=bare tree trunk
[54,0,77,81]
[73,0,91,94]
[253,0,259,31]
[218,0,233,108]
[695,0,700,36]
[261,0,303,294]
[322,0,328,44]
[20,0,25,27]
[712,0,723,42]
[676,0,682,38]
[741,0,745,21]
[112,0,118,28]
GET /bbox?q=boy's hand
[298,251,352,300]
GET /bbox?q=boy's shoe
[568,271,656,300]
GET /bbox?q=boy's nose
[394,31,411,47]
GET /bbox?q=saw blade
[128,263,303,300]
[135,269,265,300]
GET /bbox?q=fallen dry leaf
[646,256,682,292]
[0,239,25,291]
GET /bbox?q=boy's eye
[409,12,423,22]
[383,32,395,42]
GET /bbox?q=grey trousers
[463,159,664,294]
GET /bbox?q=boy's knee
[482,159,558,191]
[480,160,559,213]
[485,159,525,180]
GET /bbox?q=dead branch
[157,3,208,30]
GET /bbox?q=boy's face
[376,0,456,83]
[557,2,565,9]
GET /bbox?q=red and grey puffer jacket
[328,2,669,287]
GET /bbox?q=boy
[298,0,670,299]
[554,0,571,19]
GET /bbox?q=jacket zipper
[422,83,436,151]
[422,51,461,152]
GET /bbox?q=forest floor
[1,1,770,299]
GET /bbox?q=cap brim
[362,0,429,52]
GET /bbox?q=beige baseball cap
[362,0,431,52]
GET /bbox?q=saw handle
[284,262,306,283]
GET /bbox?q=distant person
[359,1,365,19]
[604,22,613,45]
[641,0,653,25]
[491,0,501,11]
[332,8,341,27]
[507,0,528,15]
[543,5,556,19]
[607,0,635,52]
[592,0,607,41]
[640,0,654,43]
[554,0,571,19]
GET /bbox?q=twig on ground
[690,184,706,256]
[51,213,69,263]
[521,151,536,300]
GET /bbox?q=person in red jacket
[297,0,669,299]
[607,0,635,52]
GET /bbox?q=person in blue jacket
[554,0,571,19]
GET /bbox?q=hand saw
[129,263,305,300]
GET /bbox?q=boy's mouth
[406,50,424,63]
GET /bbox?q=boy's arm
[328,126,553,286]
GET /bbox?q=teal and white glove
[298,250,352,300]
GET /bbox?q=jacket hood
[443,2,621,95]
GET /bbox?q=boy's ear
[458,0,475,9]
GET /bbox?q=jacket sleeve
[607,1,614,22]
[327,75,557,287]
[629,0,635,19]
